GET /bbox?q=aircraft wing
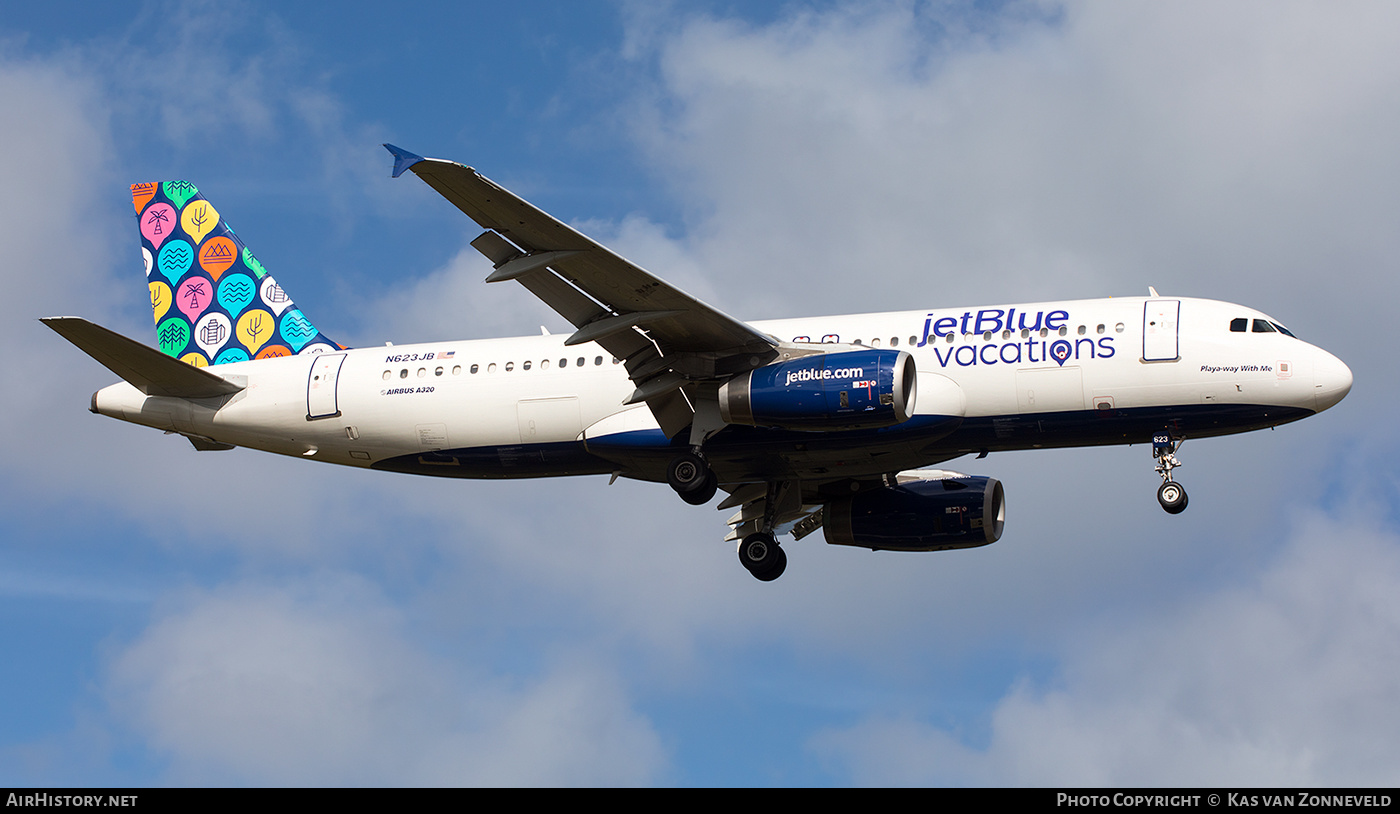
[386,145,779,438]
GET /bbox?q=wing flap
[42,317,244,399]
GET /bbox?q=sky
[2,0,1398,787]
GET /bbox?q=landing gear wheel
[678,471,718,505]
[667,451,711,496]
[1157,481,1188,514]
[739,533,787,581]
[753,547,786,581]
[1151,430,1188,515]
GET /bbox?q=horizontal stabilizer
[41,317,244,399]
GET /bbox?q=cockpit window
[1234,316,1297,337]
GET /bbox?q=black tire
[1157,481,1188,514]
[679,471,718,505]
[739,533,784,580]
[752,545,787,582]
[667,452,709,494]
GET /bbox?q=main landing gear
[667,449,718,506]
[667,444,790,581]
[734,480,796,581]
[1152,430,1188,514]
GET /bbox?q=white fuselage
[90,296,1352,483]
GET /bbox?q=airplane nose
[1313,349,1353,412]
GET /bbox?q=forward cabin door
[307,353,347,419]
[1143,300,1181,362]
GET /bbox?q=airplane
[43,145,1354,581]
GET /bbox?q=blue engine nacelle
[824,476,1005,551]
[718,349,917,431]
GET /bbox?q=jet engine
[718,349,916,431]
[824,474,1005,551]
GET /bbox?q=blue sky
[2,0,1399,786]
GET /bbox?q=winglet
[384,144,425,178]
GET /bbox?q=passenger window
[1252,319,1275,333]
[982,331,992,341]
[541,359,550,369]
[505,362,514,371]
[1096,324,1105,334]
[382,370,391,381]
[399,369,408,379]
[1077,325,1086,335]
[871,338,880,347]
[576,357,585,367]
[454,366,462,375]
[1230,318,1248,332]
[594,356,603,365]
[522,361,532,371]
[470,364,479,374]
[559,358,567,367]
[435,366,443,377]
[890,337,899,347]
[487,363,496,373]
[1115,323,1125,333]
[417,368,426,378]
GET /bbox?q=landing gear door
[1143,299,1180,362]
[307,353,347,420]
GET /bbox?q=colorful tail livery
[133,181,342,365]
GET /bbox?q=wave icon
[279,309,318,351]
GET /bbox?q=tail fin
[133,181,343,365]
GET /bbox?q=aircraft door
[517,397,582,443]
[306,353,347,419]
[1143,299,1180,362]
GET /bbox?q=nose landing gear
[1152,430,1188,514]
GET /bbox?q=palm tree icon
[146,208,170,235]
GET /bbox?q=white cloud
[811,505,1400,786]
[0,52,136,495]
[354,246,566,345]
[622,1,1400,328]
[111,3,288,149]
[105,575,667,786]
